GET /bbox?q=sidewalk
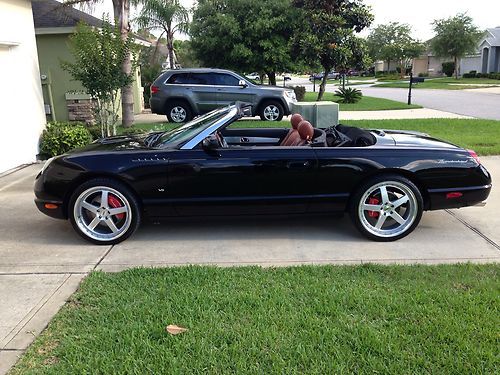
[135,107,471,124]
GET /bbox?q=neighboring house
[0,0,46,173]
[478,27,500,73]
[32,0,150,124]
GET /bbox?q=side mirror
[201,135,219,152]
[238,79,248,88]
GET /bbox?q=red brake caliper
[368,197,379,218]
[108,194,125,220]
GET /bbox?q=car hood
[380,129,460,149]
[68,134,151,154]
[252,84,292,93]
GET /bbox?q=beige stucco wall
[0,0,46,172]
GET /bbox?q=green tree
[291,0,373,100]
[135,0,189,69]
[430,13,482,79]
[367,22,424,78]
[62,21,136,137]
[190,0,298,85]
[66,0,136,127]
[174,40,201,68]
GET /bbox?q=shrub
[121,127,148,136]
[442,61,455,77]
[418,72,429,77]
[86,125,103,140]
[334,87,362,103]
[291,85,306,101]
[40,122,93,158]
[475,72,483,78]
[462,73,474,78]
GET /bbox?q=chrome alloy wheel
[263,104,280,121]
[170,106,187,122]
[358,181,418,238]
[73,186,132,242]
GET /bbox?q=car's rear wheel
[166,100,193,123]
[259,101,284,121]
[68,178,141,245]
[349,175,423,241]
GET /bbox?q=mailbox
[411,76,425,83]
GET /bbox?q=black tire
[68,178,141,245]
[259,100,284,121]
[165,100,193,123]
[349,174,423,241]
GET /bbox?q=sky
[85,0,500,42]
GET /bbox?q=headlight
[41,157,55,175]
[284,91,296,101]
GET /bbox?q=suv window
[214,73,240,86]
[167,72,216,85]
[167,73,191,84]
[191,73,216,85]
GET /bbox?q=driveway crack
[446,209,500,251]
[93,245,114,270]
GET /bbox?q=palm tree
[135,0,189,69]
[65,0,136,127]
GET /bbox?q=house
[32,0,150,124]
[0,0,46,173]
[479,27,500,73]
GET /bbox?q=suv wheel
[166,101,193,123]
[259,101,284,121]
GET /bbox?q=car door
[214,73,256,106]
[166,146,318,216]
[186,73,220,113]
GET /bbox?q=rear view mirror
[202,135,219,152]
[238,79,248,88]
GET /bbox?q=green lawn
[13,264,499,374]
[129,118,500,156]
[303,92,421,110]
[375,77,500,90]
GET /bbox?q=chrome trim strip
[180,107,239,150]
[225,136,281,144]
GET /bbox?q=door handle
[241,137,250,143]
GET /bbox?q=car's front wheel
[166,100,193,123]
[68,178,141,245]
[259,101,284,121]
[350,175,423,241]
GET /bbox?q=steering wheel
[215,131,228,148]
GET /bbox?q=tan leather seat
[280,113,303,146]
[289,120,314,146]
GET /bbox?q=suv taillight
[467,149,481,164]
[150,85,159,94]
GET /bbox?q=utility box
[292,101,339,128]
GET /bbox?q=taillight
[150,85,159,94]
[467,149,480,164]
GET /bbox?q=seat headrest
[290,113,303,129]
[298,121,314,141]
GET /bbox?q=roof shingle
[32,0,103,29]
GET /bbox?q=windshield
[155,106,233,148]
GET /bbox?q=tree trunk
[317,70,329,101]
[266,71,276,86]
[387,59,391,72]
[113,0,134,128]
[454,56,458,79]
[399,60,405,79]
[167,30,175,69]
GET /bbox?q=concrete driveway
[1,160,499,373]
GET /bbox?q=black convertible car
[35,103,491,244]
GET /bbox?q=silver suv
[150,68,297,123]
